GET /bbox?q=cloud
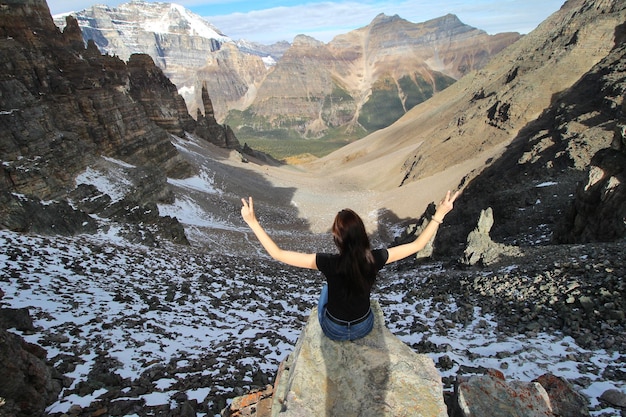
[206,2,378,43]
[47,0,565,44]
[204,0,564,44]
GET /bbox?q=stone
[223,385,274,417]
[0,307,35,332]
[599,389,626,409]
[452,369,553,417]
[271,300,447,417]
[534,373,590,417]
[0,327,62,417]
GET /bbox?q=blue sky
[47,0,565,44]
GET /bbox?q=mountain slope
[230,13,520,142]
[0,0,240,245]
[298,0,625,230]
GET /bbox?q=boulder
[0,327,63,417]
[392,202,437,260]
[450,369,591,417]
[271,300,447,417]
[599,389,626,409]
[534,373,590,417]
[452,369,552,417]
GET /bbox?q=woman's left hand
[241,196,258,226]
[434,190,461,220]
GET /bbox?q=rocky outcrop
[0,2,192,195]
[0,0,240,244]
[450,370,590,417]
[556,92,626,243]
[0,306,63,417]
[195,84,242,149]
[460,207,522,266]
[391,202,438,259]
[226,301,448,417]
[127,53,197,138]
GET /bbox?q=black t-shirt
[316,248,388,321]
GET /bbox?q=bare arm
[386,190,460,264]
[241,197,318,270]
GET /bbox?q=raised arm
[241,197,318,270]
[386,190,460,264]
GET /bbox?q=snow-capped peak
[54,1,232,44]
[140,2,231,42]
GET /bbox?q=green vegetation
[224,72,456,162]
[358,77,404,131]
[238,124,367,161]
[322,83,354,111]
[359,72,456,132]
[398,75,433,109]
[241,137,345,160]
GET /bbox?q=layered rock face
[236,14,520,139]
[0,0,239,243]
[53,2,270,121]
[1,3,189,198]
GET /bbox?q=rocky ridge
[1,0,241,245]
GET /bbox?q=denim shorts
[317,284,374,341]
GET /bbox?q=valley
[0,0,624,416]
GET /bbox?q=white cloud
[47,0,565,44]
[205,0,565,43]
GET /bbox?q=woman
[240,190,460,341]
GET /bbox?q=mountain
[302,0,625,247]
[52,2,282,123]
[1,0,625,415]
[228,13,520,143]
[1,0,241,245]
[54,4,520,150]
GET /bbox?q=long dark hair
[332,209,376,297]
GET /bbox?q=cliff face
[53,2,270,122]
[0,0,238,244]
[235,14,520,139]
[1,2,189,197]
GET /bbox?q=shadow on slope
[438,24,626,253]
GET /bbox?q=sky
[47,0,565,44]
